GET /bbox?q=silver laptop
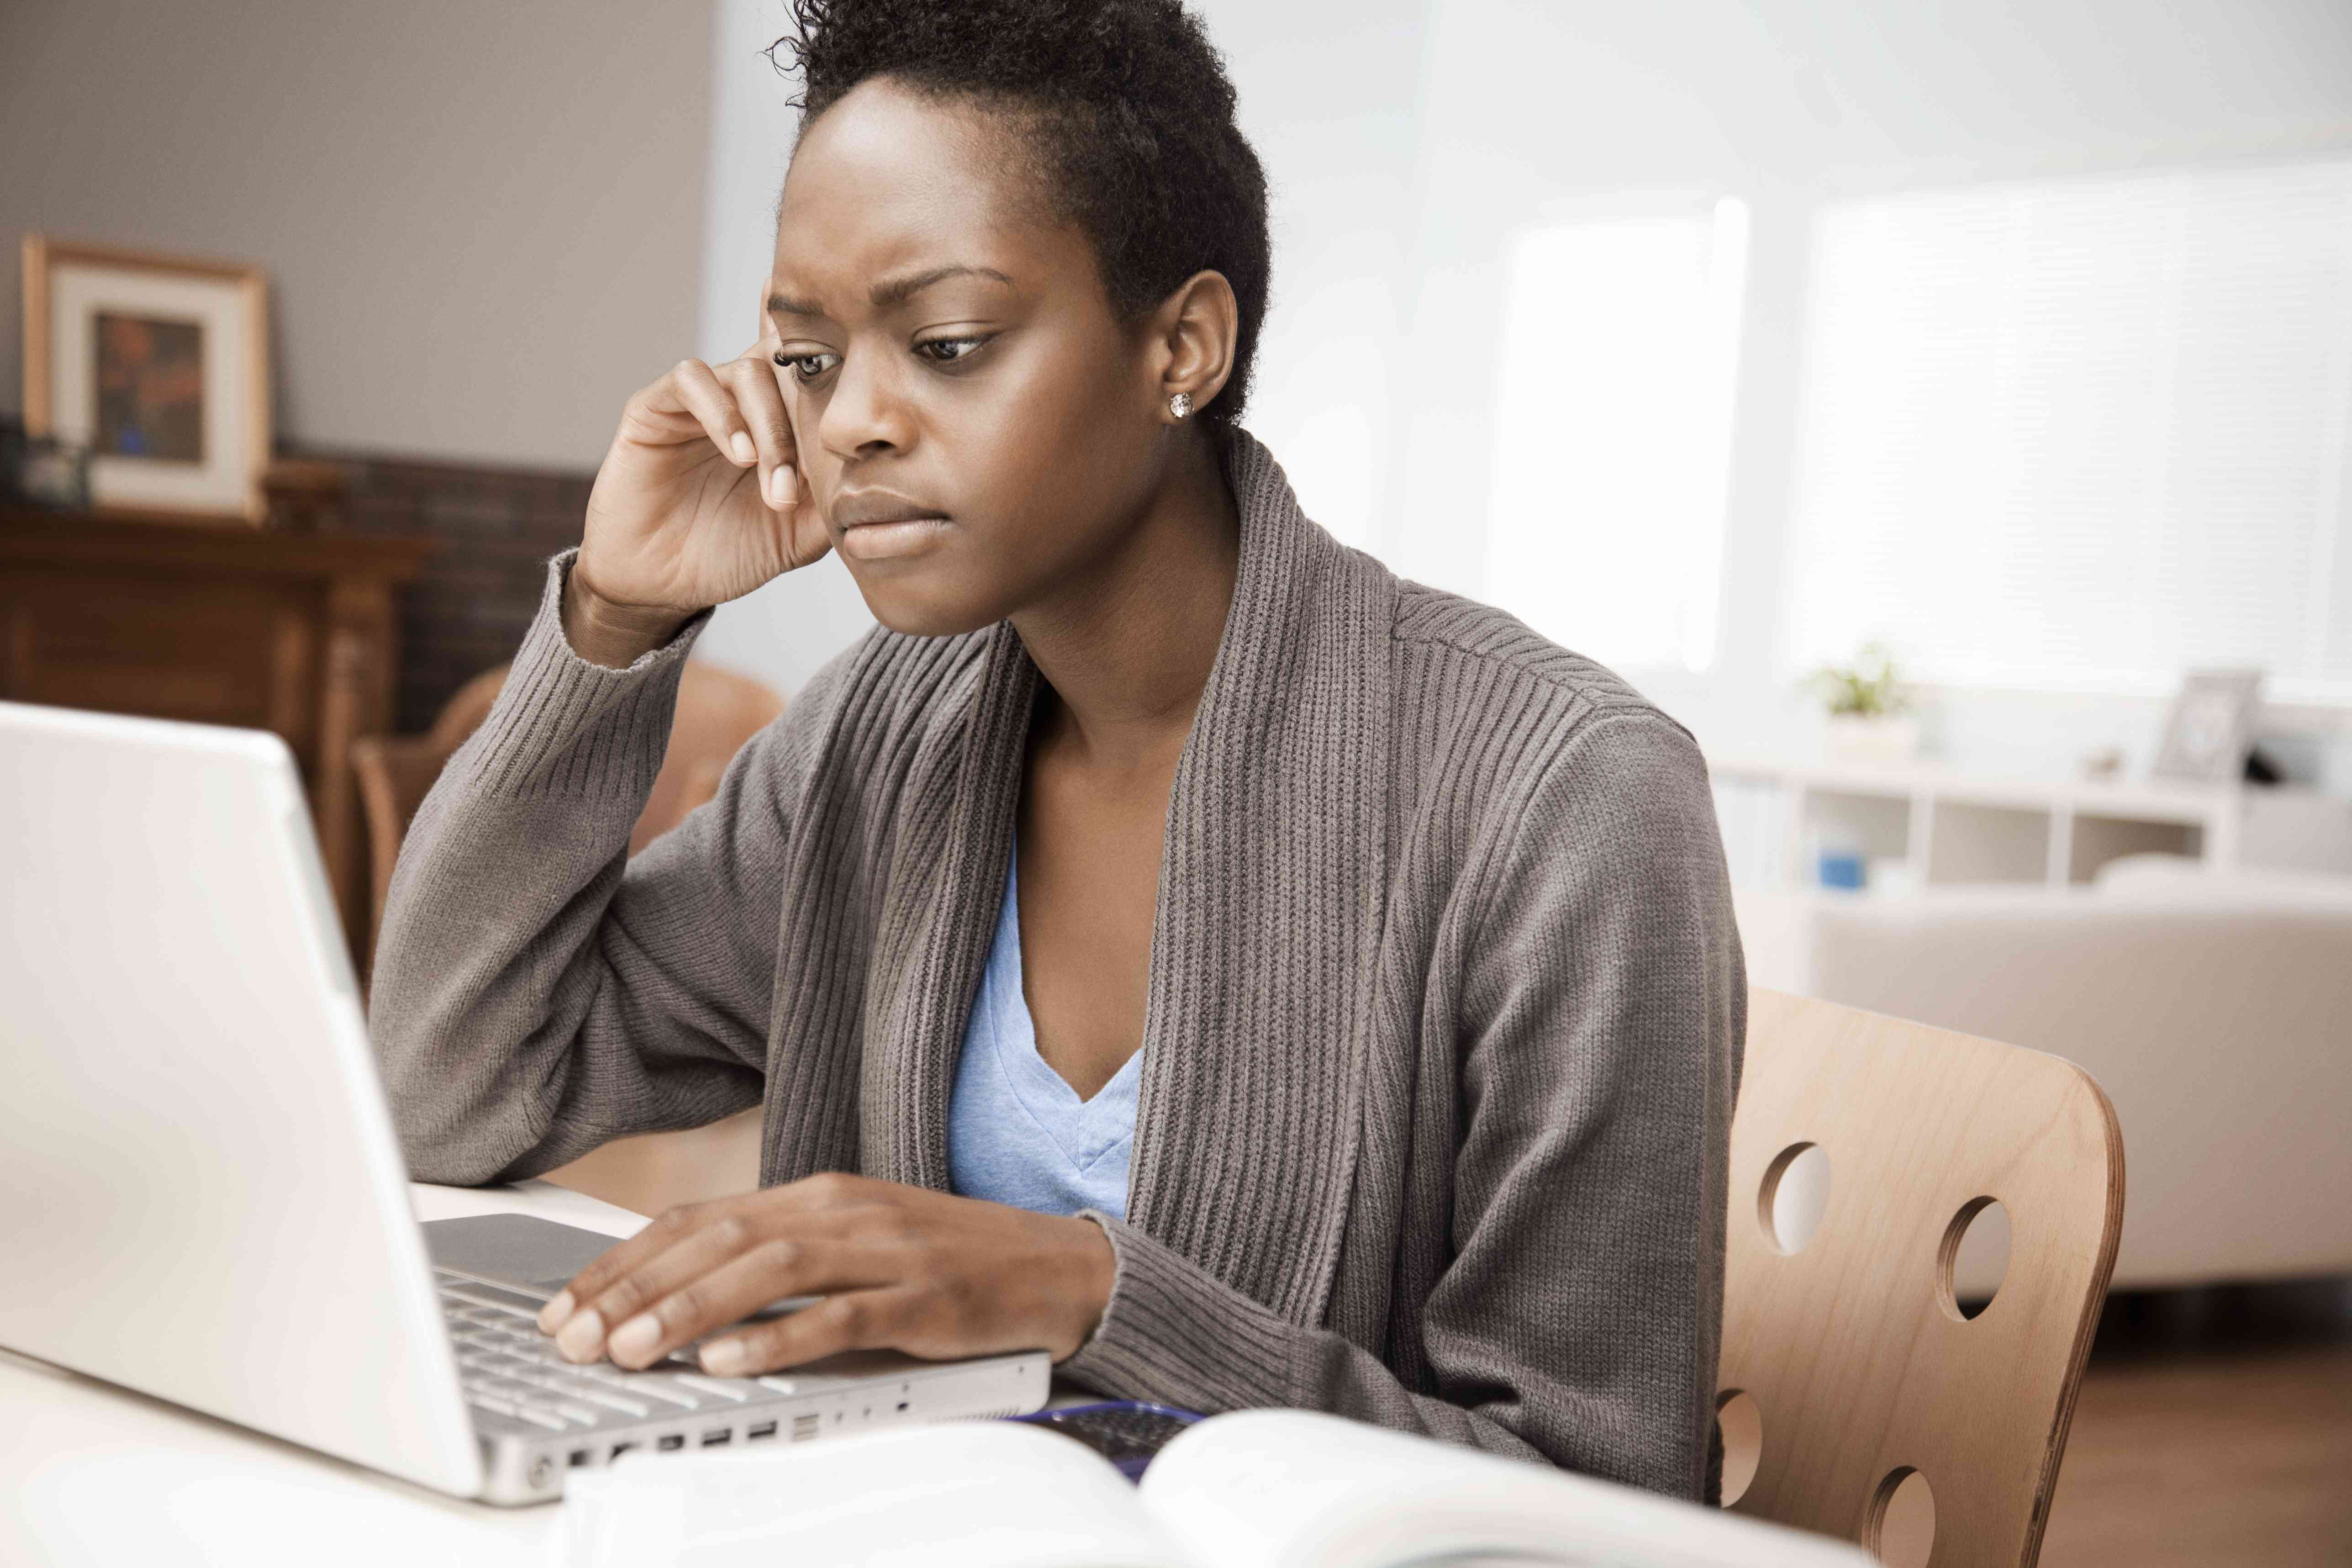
[0,700,1049,1505]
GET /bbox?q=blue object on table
[1007,1401,1204,1481]
[1817,849,1868,890]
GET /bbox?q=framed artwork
[21,235,272,523]
[2150,667,2263,785]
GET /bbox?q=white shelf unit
[1706,755,2245,892]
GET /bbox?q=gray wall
[1,0,713,470]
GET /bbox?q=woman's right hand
[565,336,830,666]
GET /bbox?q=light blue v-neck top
[946,838,1140,1221]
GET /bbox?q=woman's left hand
[533,1174,1116,1376]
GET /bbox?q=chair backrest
[351,659,784,963]
[1719,988,2124,1568]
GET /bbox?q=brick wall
[294,446,595,734]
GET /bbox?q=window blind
[1785,158,2352,702]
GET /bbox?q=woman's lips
[837,515,949,560]
[830,487,951,561]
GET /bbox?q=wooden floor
[2036,1278,2352,1567]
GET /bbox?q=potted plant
[1809,643,1919,764]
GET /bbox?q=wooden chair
[354,660,788,951]
[1718,988,2125,1568]
[353,658,785,1217]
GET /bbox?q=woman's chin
[850,571,1010,640]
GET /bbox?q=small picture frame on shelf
[2150,668,2263,785]
[20,234,272,523]
[0,415,92,510]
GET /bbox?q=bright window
[1486,198,1750,673]
[1786,158,2352,702]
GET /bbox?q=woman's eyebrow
[871,264,1014,308]
[766,264,1014,320]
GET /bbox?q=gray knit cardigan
[369,427,1745,1500]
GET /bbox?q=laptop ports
[657,1434,685,1451]
[747,1420,778,1441]
[701,1429,733,1447]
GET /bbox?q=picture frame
[2150,667,2263,785]
[21,234,272,524]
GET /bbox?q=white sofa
[1735,862,2352,1292]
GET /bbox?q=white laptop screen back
[0,702,483,1497]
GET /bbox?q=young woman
[370,0,1743,1501]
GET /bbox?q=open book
[557,1409,1873,1568]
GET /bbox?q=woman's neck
[1009,430,1240,772]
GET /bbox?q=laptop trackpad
[422,1213,819,1321]
[422,1214,622,1299]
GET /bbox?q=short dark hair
[769,0,1272,431]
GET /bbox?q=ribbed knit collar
[864,426,1398,1325]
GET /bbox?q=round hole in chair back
[1937,1196,2012,1321]
[1865,1466,1935,1568]
[1758,1142,1831,1255]
[1713,1388,1763,1507]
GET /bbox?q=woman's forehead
[771,79,1069,309]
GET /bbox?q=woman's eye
[915,336,989,365]
[781,352,839,384]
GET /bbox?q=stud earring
[1168,391,1192,421]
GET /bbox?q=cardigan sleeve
[1060,710,1745,1500]
[367,551,820,1187]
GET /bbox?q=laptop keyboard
[438,1270,779,1434]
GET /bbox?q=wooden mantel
[0,507,438,963]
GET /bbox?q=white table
[0,1181,652,1566]
[4,1179,1110,1563]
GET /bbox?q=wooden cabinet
[0,507,435,961]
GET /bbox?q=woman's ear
[1151,269,1239,420]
